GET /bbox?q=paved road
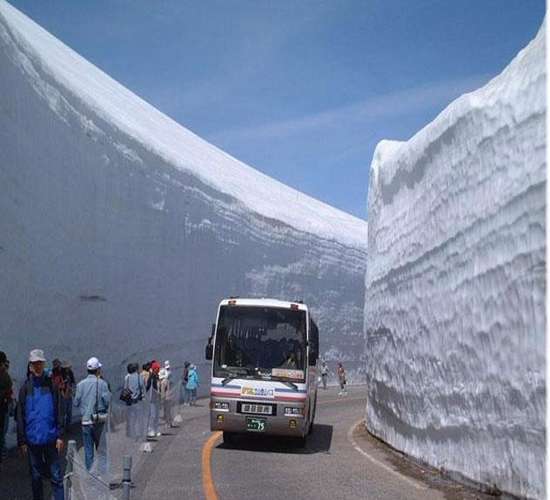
[134,385,496,500]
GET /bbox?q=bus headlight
[284,407,303,416]
[214,401,230,411]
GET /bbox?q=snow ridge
[0,0,365,249]
[0,1,366,389]
[365,23,545,499]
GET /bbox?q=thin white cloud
[209,74,490,144]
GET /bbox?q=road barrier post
[65,440,77,500]
[122,455,132,500]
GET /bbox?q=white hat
[29,349,46,362]
[86,357,102,370]
[164,360,170,368]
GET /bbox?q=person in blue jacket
[185,364,199,406]
[74,356,111,472]
[16,349,64,500]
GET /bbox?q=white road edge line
[347,419,427,491]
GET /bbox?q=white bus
[205,297,319,446]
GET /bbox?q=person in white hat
[16,349,65,500]
[74,357,111,472]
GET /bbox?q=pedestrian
[16,349,64,500]
[122,363,144,439]
[141,362,151,386]
[61,361,75,427]
[159,363,174,428]
[74,357,111,472]
[0,351,13,466]
[186,364,199,406]
[146,361,161,438]
[50,359,66,423]
[320,361,329,390]
[337,362,347,396]
[180,361,190,404]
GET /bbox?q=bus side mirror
[205,343,213,361]
[205,323,216,361]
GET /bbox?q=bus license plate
[241,403,272,415]
[246,417,266,432]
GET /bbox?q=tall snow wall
[0,1,367,385]
[365,25,545,499]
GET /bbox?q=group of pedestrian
[121,359,199,440]
[319,360,348,395]
[2,347,201,500]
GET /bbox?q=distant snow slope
[0,0,366,385]
[365,23,545,499]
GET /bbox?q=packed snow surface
[365,24,545,499]
[0,0,364,249]
[0,0,366,390]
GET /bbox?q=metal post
[65,440,77,500]
[122,455,132,500]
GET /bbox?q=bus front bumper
[210,405,308,437]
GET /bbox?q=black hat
[0,351,7,364]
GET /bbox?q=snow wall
[0,1,367,387]
[364,24,545,499]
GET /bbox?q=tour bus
[205,297,319,445]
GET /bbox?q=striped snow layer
[365,23,545,499]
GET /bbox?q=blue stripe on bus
[211,383,307,393]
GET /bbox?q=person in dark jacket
[180,361,190,404]
[17,349,64,500]
[0,351,13,466]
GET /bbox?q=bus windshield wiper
[221,367,250,386]
[270,376,299,391]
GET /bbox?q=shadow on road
[217,423,333,455]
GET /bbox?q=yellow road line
[202,431,222,500]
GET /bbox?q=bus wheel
[223,432,236,446]
[296,435,307,448]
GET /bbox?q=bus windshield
[213,305,307,381]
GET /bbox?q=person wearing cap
[0,351,13,467]
[16,349,64,500]
[185,364,200,406]
[74,356,111,471]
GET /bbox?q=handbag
[120,375,133,404]
[92,378,108,423]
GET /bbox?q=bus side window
[309,319,319,366]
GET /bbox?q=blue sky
[8,0,545,219]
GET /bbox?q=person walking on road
[159,363,175,428]
[320,361,329,390]
[123,363,144,439]
[337,362,347,396]
[181,361,190,405]
[74,357,111,472]
[61,361,75,428]
[16,349,65,500]
[0,351,13,467]
[186,364,199,406]
[146,361,162,438]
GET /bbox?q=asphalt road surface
[134,385,497,500]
